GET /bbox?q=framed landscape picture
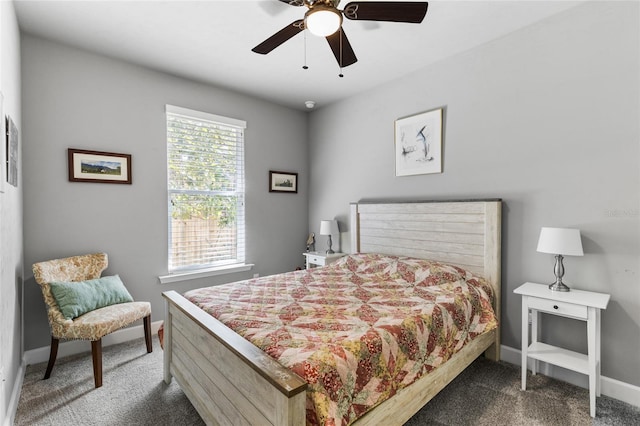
[269,170,297,193]
[395,107,443,176]
[68,148,132,184]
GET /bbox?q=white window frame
[160,105,252,283]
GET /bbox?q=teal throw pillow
[49,275,134,320]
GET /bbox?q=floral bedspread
[184,253,498,425]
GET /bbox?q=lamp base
[548,254,570,291]
[549,282,570,292]
[326,235,334,255]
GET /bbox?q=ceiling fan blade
[252,20,305,55]
[326,28,358,67]
[278,0,305,6]
[343,2,428,23]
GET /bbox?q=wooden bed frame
[163,199,502,425]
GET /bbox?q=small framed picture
[68,148,132,184]
[269,170,297,193]
[395,107,443,176]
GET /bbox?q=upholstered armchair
[32,253,152,388]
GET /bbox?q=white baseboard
[23,320,163,366]
[601,376,640,408]
[500,344,640,408]
[3,361,24,426]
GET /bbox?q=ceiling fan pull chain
[338,27,344,78]
[302,29,309,70]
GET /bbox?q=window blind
[166,105,246,272]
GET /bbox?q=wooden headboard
[350,199,502,353]
[350,199,501,279]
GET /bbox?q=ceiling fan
[252,1,429,68]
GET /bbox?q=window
[166,105,246,273]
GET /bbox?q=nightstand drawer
[306,254,324,265]
[528,297,588,320]
[304,252,345,268]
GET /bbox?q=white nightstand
[303,252,345,269]
[514,282,610,417]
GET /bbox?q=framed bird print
[395,107,443,176]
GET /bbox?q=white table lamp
[537,227,584,292]
[320,220,339,254]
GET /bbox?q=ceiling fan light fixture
[305,7,342,37]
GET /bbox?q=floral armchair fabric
[32,253,152,387]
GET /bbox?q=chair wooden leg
[43,336,59,380]
[91,339,103,388]
[143,314,153,353]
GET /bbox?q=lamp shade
[537,227,584,256]
[320,220,339,236]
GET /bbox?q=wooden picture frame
[269,170,297,193]
[68,148,132,184]
[395,107,443,176]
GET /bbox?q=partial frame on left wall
[0,91,4,193]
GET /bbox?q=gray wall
[21,35,309,351]
[308,1,640,387]
[0,0,23,421]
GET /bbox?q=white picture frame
[395,107,443,176]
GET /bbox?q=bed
[162,199,502,425]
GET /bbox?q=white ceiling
[14,0,582,111]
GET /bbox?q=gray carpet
[15,337,639,425]
[404,358,639,426]
[15,337,203,426]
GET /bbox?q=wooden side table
[514,282,610,417]
[303,252,345,269]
